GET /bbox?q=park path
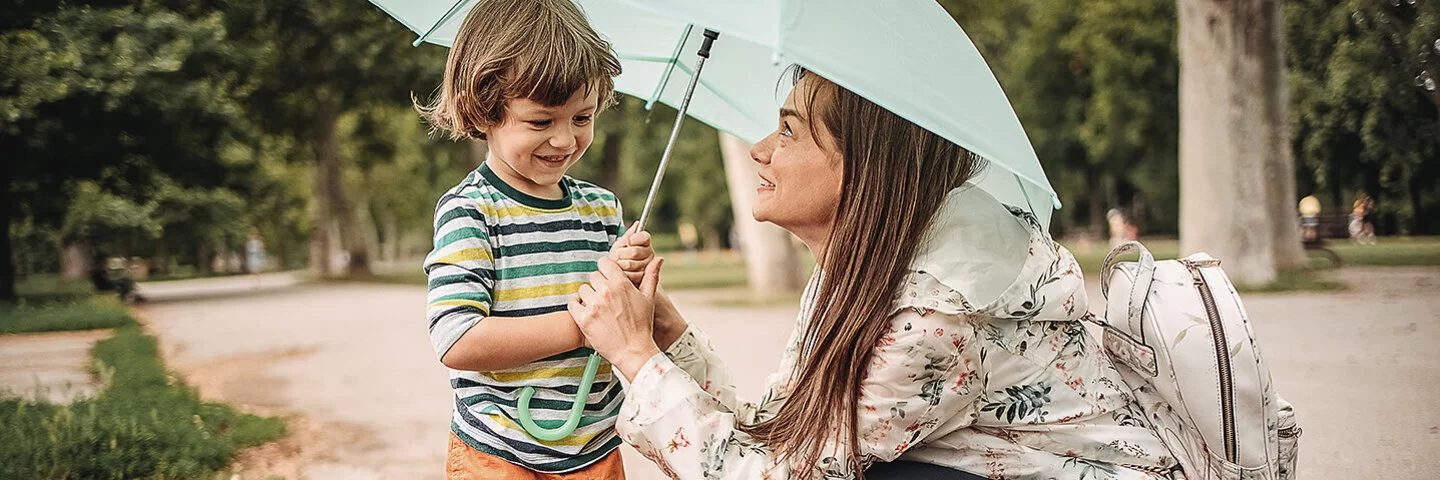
[91,266,1440,478]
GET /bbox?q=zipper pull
[1186,266,1204,286]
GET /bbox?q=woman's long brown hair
[740,68,983,477]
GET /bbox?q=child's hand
[609,223,655,287]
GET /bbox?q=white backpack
[1094,242,1301,479]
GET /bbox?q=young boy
[419,1,652,477]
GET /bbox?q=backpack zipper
[1188,263,1238,462]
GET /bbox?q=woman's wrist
[612,343,663,382]
[652,289,689,350]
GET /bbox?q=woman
[570,69,1177,479]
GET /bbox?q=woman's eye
[527,120,552,128]
[780,122,793,137]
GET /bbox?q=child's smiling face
[484,87,599,197]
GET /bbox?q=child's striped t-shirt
[424,163,624,473]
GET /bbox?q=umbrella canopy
[370,0,1061,227]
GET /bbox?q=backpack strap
[1101,241,1157,342]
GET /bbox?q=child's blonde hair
[418,0,622,140]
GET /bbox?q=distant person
[1107,208,1139,247]
[91,254,142,302]
[246,229,267,274]
[1299,195,1321,242]
[1351,192,1377,245]
[678,222,699,264]
[89,252,115,293]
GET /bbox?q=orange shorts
[446,433,625,480]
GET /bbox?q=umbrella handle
[479,352,601,441]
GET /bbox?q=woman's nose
[750,134,774,165]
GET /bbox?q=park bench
[1301,212,1349,266]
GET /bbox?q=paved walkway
[0,329,112,403]
[8,266,1438,478]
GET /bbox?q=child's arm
[425,197,586,372]
[441,312,585,371]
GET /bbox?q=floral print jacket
[616,186,1179,479]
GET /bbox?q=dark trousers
[865,461,988,480]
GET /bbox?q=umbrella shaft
[636,55,709,232]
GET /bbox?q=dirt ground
[22,265,1436,479]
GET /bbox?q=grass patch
[352,236,1435,295]
[5,275,133,335]
[0,325,285,479]
[1067,239,1182,275]
[0,296,136,335]
[704,289,805,308]
[13,274,96,304]
[1069,238,1346,293]
[1068,237,1440,271]
[1325,236,1440,266]
[1236,269,1345,294]
[658,257,750,290]
[350,252,766,291]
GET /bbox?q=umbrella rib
[412,0,474,47]
[645,24,694,111]
[665,62,773,131]
[1013,174,1038,215]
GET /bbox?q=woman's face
[749,77,844,237]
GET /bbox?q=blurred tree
[149,175,249,275]
[1,2,259,300]
[1287,0,1440,234]
[242,0,445,277]
[341,105,471,267]
[57,181,163,279]
[943,0,1180,237]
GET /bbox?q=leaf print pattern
[1065,455,1121,480]
[1112,403,1147,428]
[981,382,1054,423]
[613,202,1176,479]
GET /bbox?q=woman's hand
[571,256,665,381]
[650,288,689,351]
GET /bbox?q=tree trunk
[196,242,212,275]
[1259,3,1305,270]
[1088,170,1106,238]
[1178,0,1296,285]
[310,142,333,278]
[384,213,401,262]
[60,243,92,281]
[326,124,369,275]
[313,96,371,276]
[596,132,623,194]
[1410,168,1428,234]
[153,238,171,276]
[719,133,803,294]
[0,159,14,301]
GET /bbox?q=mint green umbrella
[371,0,1060,223]
[371,0,1062,441]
